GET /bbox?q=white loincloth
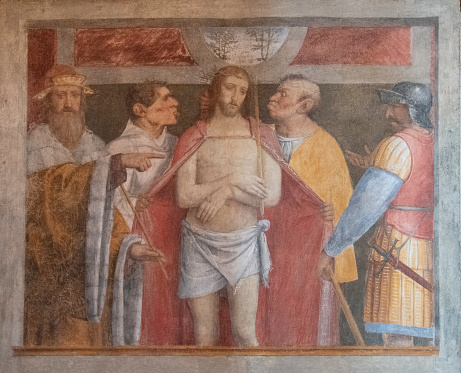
[178,219,271,299]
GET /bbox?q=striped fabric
[372,136,411,180]
[364,135,434,336]
[364,224,434,331]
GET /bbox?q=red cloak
[135,120,331,346]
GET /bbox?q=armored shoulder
[372,135,411,180]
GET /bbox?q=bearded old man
[25,65,163,347]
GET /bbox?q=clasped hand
[196,173,268,223]
[197,186,231,223]
[228,173,268,199]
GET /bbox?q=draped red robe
[135,120,331,346]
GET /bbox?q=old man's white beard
[48,111,85,151]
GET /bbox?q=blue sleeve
[324,167,403,257]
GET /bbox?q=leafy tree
[206,29,238,61]
[246,27,284,61]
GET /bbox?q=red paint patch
[291,27,411,66]
[28,29,57,128]
[75,28,196,67]
[430,26,436,127]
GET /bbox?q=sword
[371,244,433,293]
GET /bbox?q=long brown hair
[206,66,252,120]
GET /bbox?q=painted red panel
[28,29,57,127]
[291,27,411,66]
[75,28,196,67]
[430,26,436,126]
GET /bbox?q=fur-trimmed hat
[33,64,94,100]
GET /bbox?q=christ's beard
[219,101,240,118]
[48,110,85,151]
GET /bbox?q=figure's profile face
[217,75,249,117]
[50,85,82,114]
[267,80,304,120]
[144,86,179,127]
[385,103,413,134]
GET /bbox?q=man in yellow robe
[267,75,357,345]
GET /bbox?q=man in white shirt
[108,81,179,229]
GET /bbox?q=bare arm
[234,150,281,207]
[210,150,280,208]
[176,152,229,209]
[177,152,268,209]
[197,150,281,222]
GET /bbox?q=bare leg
[382,333,414,347]
[188,292,220,346]
[227,274,259,347]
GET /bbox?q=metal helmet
[377,82,433,129]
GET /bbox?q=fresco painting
[202,27,290,65]
[23,19,436,352]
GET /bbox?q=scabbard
[372,245,433,293]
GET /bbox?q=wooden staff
[328,267,365,346]
[253,83,265,217]
[120,185,169,280]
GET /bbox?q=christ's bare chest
[196,137,258,182]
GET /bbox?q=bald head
[267,75,321,121]
[280,75,321,114]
